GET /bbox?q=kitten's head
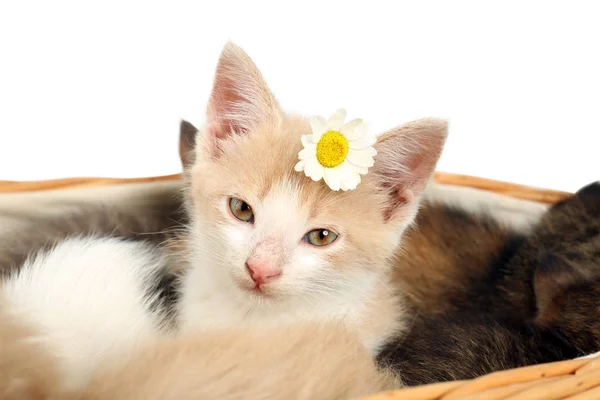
[182,43,447,306]
[533,182,600,352]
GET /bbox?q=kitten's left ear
[200,42,282,157]
[371,118,448,220]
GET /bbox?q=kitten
[379,181,600,385]
[1,41,446,391]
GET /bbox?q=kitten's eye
[304,229,338,246]
[229,198,254,223]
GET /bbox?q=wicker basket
[3,171,596,400]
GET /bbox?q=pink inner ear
[397,189,415,208]
[382,188,415,222]
[201,122,225,157]
[201,42,281,158]
[207,74,251,139]
[400,134,445,194]
[372,118,448,219]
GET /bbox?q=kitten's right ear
[371,118,448,221]
[534,253,587,324]
[200,42,281,158]
[179,120,198,169]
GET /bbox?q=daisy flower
[294,109,377,191]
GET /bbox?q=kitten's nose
[245,261,282,285]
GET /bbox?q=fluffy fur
[77,322,399,400]
[0,180,185,276]
[0,292,62,400]
[0,315,398,400]
[1,238,172,391]
[391,201,527,316]
[379,181,600,385]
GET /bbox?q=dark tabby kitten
[379,181,600,385]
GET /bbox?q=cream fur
[0,292,62,400]
[78,322,400,400]
[0,309,399,399]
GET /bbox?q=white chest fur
[177,262,404,355]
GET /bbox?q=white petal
[337,161,361,190]
[323,168,341,191]
[326,109,347,131]
[355,165,369,175]
[336,159,355,175]
[340,119,363,139]
[337,159,363,178]
[294,160,305,172]
[310,116,327,139]
[342,176,360,191]
[346,148,376,168]
[340,175,359,191]
[340,180,354,191]
[304,158,324,181]
[352,122,369,139]
[298,144,317,160]
[348,135,377,150]
[301,134,316,147]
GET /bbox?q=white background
[0,1,598,192]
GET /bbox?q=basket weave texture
[3,171,591,400]
[364,355,600,400]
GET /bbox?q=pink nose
[245,261,281,285]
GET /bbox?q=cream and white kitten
[0,42,447,393]
[176,43,446,347]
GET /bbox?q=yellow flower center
[316,131,348,168]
